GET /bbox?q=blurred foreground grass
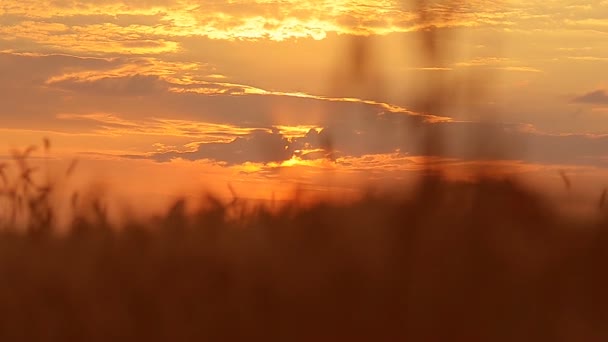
[1,146,607,341]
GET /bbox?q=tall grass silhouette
[1,141,608,341]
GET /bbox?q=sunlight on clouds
[229,151,544,186]
[452,57,543,73]
[270,155,330,168]
[56,113,270,141]
[45,57,202,84]
[0,21,179,54]
[154,119,272,138]
[1,0,606,57]
[274,125,322,138]
[233,162,265,174]
[2,0,608,206]
[0,0,518,49]
[170,83,450,123]
[56,113,137,131]
[192,16,334,41]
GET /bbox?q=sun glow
[279,155,309,168]
[273,125,322,138]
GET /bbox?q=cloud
[573,89,608,105]
[3,48,608,171]
[50,74,169,96]
[143,112,608,169]
[0,51,121,86]
[149,129,292,165]
[0,0,572,47]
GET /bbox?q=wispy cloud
[56,113,271,141]
[567,56,608,62]
[453,57,542,72]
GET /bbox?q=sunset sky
[1,0,608,210]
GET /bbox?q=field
[1,150,607,341]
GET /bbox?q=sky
[1,0,608,212]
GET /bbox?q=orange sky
[1,0,608,213]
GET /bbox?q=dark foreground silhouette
[1,169,607,341]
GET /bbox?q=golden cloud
[0,0,527,52]
[56,113,269,141]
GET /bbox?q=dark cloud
[149,129,292,165]
[0,52,123,86]
[145,114,608,168]
[573,89,608,105]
